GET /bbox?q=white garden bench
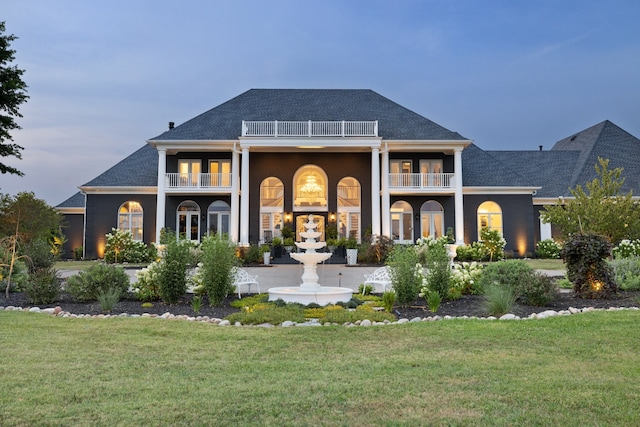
[363,266,393,294]
[232,268,260,298]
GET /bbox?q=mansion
[56,89,640,259]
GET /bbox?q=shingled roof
[551,120,640,195]
[149,89,468,142]
[81,144,158,187]
[484,150,579,197]
[461,144,533,187]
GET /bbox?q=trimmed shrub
[24,267,61,304]
[561,233,617,299]
[477,260,557,306]
[65,264,130,302]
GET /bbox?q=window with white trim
[118,201,143,241]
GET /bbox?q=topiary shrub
[560,233,617,299]
[65,263,130,302]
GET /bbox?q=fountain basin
[268,286,353,305]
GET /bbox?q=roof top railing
[242,120,378,137]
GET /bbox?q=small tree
[541,158,640,245]
[0,22,29,176]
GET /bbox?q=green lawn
[522,258,565,270]
[1,310,638,426]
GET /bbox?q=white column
[230,148,240,242]
[381,149,391,237]
[371,147,381,237]
[155,147,167,243]
[239,147,250,246]
[540,217,552,241]
[454,148,465,245]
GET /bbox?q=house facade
[56,90,640,260]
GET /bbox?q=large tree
[0,21,29,176]
[541,158,640,244]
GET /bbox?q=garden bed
[2,290,639,320]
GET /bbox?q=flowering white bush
[133,261,162,301]
[450,261,484,297]
[612,239,640,259]
[535,239,562,259]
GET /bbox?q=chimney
[169,121,175,130]
[539,145,543,151]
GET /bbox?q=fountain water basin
[268,215,353,305]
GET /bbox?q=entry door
[209,212,229,236]
[179,211,200,241]
[391,211,413,243]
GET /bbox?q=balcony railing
[242,120,378,137]
[165,173,233,190]
[389,173,455,190]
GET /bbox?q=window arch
[207,201,230,237]
[390,200,413,243]
[337,177,361,241]
[118,201,143,241]
[293,165,328,212]
[477,201,503,239]
[260,177,284,242]
[420,200,444,239]
[177,201,200,242]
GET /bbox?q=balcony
[389,173,456,194]
[165,173,233,193]
[242,120,378,137]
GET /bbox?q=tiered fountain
[268,215,353,305]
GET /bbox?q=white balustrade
[165,173,233,189]
[388,173,455,189]
[242,120,378,137]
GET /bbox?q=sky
[2,0,640,206]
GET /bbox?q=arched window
[207,201,230,237]
[260,177,284,242]
[118,201,143,241]
[390,201,413,243]
[293,165,328,212]
[337,177,361,242]
[477,201,503,239]
[420,200,444,238]
[177,201,200,242]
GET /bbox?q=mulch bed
[2,290,639,320]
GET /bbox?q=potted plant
[346,237,358,265]
[335,237,347,257]
[272,237,283,258]
[283,237,295,253]
[326,238,337,253]
[260,244,271,265]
